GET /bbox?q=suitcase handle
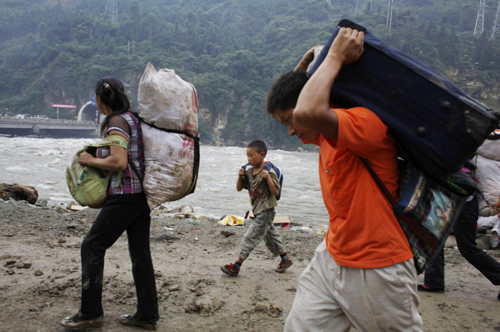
[338,19,368,32]
[307,20,367,78]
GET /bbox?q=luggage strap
[128,159,144,185]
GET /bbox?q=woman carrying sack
[61,77,159,330]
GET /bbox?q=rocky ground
[1,199,500,332]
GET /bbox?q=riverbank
[1,199,500,331]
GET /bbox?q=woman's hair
[95,77,132,136]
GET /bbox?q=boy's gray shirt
[242,166,280,215]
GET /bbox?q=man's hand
[328,27,364,65]
[294,45,322,72]
[261,169,269,180]
[78,151,94,166]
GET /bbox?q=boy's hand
[238,168,246,177]
[261,169,269,180]
[328,27,364,65]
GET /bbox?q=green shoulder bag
[66,135,129,208]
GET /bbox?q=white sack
[474,154,500,216]
[141,123,196,209]
[477,215,500,232]
[137,63,199,210]
[477,138,500,161]
[138,63,198,135]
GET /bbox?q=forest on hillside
[1,0,500,147]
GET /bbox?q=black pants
[424,197,500,288]
[80,193,158,321]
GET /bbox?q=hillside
[1,0,500,147]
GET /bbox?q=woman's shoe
[60,312,104,329]
[417,284,445,293]
[120,314,158,330]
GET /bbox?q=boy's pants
[80,193,159,321]
[284,241,423,332]
[239,208,284,260]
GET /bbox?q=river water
[0,136,329,226]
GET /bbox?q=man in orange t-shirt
[266,28,423,331]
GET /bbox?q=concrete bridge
[0,100,105,137]
[0,117,100,137]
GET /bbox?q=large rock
[0,183,38,204]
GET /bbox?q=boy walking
[266,28,423,331]
[221,140,293,277]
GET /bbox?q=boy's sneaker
[276,257,293,273]
[221,263,239,277]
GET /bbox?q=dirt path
[1,200,500,331]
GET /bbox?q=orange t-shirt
[306,107,413,269]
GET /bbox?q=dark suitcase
[307,19,500,177]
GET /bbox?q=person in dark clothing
[61,77,159,330]
[419,195,500,300]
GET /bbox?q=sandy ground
[1,199,500,332]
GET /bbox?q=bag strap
[128,159,144,185]
[136,115,200,142]
[358,156,441,274]
[359,157,396,205]
[359,156,440,245]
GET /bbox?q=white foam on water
[0,137,329,226]
[5,166,30,172]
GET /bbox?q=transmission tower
[355,0,373,16]
[355,0,360,16]
[474,0,486,36]
[105,0,118,24]
[386,0,394,35]
[491,0,500,39]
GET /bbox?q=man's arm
[293,28,364,139]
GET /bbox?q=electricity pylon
[491,0,500,39]
[105,0,118,24]
[386,0,394,35]
[474,0,486,36]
